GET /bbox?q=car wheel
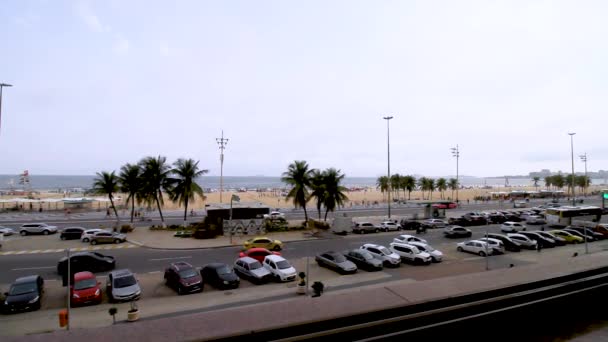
[467,233,472,237]
[20,230,27,236]
[272,245,281,251]
[457,246,463,252]
[82,238,89,242]
[478,251,486,257]
[177,286,184,295]
[43,230,49,235]
[114,239,121,244]
[91,240,97,245]
[375,229,380,233]
[60,235,66,240]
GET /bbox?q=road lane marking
[15,251,28,254]
[148,271,161,274]
[149,256,192,261]
[11,266,55,271]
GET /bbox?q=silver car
[0,226,15,236]
[234,257,272,283]
[507,233,538,250]
[106,269,141,302]
[315,251,357,274]
[360,243,401,267]
[90,231,127,245]
[19,223,58,236]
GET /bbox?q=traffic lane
[0,217,188,229]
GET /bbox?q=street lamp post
[65,248,71,330]
[383,116,393,219]
[568,133,576,206]
[0,83,13,135]
[229,194,240,245]
[579,153,588,197]
[216,131,229,203]
[451,145,460,204]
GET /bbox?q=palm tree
[427,178,436,200]
[565,174,576,197]
[418,177,427,200]
[118,163,141,223]
[553,173,565,191]
[282,160,313,222]
[436,178,447,199]
[390,174,401,200]
[377,176,389,202]
[544,176,553,190]
[139,156,172,226]
[448,178,458,200]
[92,171,120,227]
[404,175,416,200]
[322,168,348,221]
[308,169,326,220]
[532,177,540,192]
[170,158,208,225]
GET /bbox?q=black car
[58,252,116,285]
[487,214,507,224]
[3,275,44,313]
[568,226,605,240]
[201,263,240,290]
[399,220,422,231]
[519,231,556,248]
[486,233,521,252]
[164,262,203,295]
[344,249,383,271]
[448,217,472,226]
[503,214,523,222]
[60,227,85,240]
[443,226,472,238]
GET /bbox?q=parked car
[462,213,488,225]
[567,226,605,240]
[164,262,203,294]
[243,237,283,251]
[352,222,379,234]
[514,232,553,248]
[593,224,608,238]
[486,233,522,252]
[106,269,141,302]
[19,223,58,236]
[201,263,240,290]
[456,240,493,257]
[501,221,526,233]
[389,242,432,265]
[360,243,401,267]
[448,217,475,227]
[487,214,507,224]
[60,227,85,240]
[432,202,457,209]
[81,229,106,242]
[422,219,447,229]
[71,271,102,306]
[238,247,280,263]
[548,230,583,244]
[399,219,422,231]
[315,251,357,274]
[90,231,127,245]
[443,226,472,238]
[263,211,285,220]
[514,201,528,208]
[234,257,272,284]
[0,226,15,236]
[57,252,116,284]
[2,275,44,313]
[343,249,383,271]
[263,255,297,282]
[477,238,505,255]
[563,228,595,242]
[379,221,401,232]
[407,241,444,262]
[525,215,546,225]
[534,231,566,246]
[393,234,427,245]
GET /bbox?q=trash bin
[59,309,68,327]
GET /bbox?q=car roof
[467,240,487,244]
[204,262,228,269]
[14,275,40,284]
[264,254,285,262]
[246,247,271,253]
[171,261,194,270]
[398,234,414,238]
[362,243,382,248]
[237,256,259,264]
[74,271,95,280]
[110,269,134,277]
[390,242,416,248]
[252,236,271,240]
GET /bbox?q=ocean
[0,175,606,192]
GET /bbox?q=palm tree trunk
[109,196,119,232]
[155,193,165,225]
[130,196,135,223]
[408,190,411,200]
[324,208,329,221]
[303,206,308,222]
[183,197,189,226]
[451,189,454,200]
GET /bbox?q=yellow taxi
[549,230,583,244]
[243,237,283,251]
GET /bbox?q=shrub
[120,225,134,233]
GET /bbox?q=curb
[126,235,338,251]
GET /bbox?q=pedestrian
[537,242,542,252]
[541,225,545,231]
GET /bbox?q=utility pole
[579,153,588,197]
[383,116,393,219]
[0,83,13,135]
[66,248,71,330]
[451,145,460,204]
[568,133,576,207]
[216,131,228,203]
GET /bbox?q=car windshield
[178,269,198,279]
[216,266,233,275]
[9,283,37,295]
[423,245,434,252]
[249,261,263,270]
[74,278,97,290]
[276,260,292,269]
[333,254,346,263]
[114,275,137,288]
[378,247,391,255]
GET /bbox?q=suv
[19,223,58,236]
[360,243,401,267]
[389,242,431,265]
[422,219,447,229]
[60,227,85,240]
[106,269,141,302]
[352,222,379,234]
[443,226,472,238]
[164,262,203,295]
[263,255,297,282]
[89,231,127,245]
[379,221,401,232]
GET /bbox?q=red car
[238,247,281,263]
[432,202,457,209]
[71,271,102,306]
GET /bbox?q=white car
[393,234,427,245]
[263,211,285,220]
[525,215,546,225]
[477,237,505,254]
[422,219,447,228]
[19,223,58,236]
[389,242,432,265]
[81,229,108,242]
[262,255,296,282]
[360,243,401,267]
[380,221,401,232]
[501,221,526,233]
[408,241,443,262]
[507,233,538,250]
[0,226,15,236]
[456,240,493,257]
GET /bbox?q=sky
[1,0,607,178]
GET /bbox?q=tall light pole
[568,133,576,207]
[0,83,13,135]
[216,131,228,203]
[383,116,393,219]
[579,153,588,197]
[451,145,460,204]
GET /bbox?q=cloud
[113,36,130,54]
[74,2,109,33]
[159,42,170,56]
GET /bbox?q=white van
[331,216,353,235]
